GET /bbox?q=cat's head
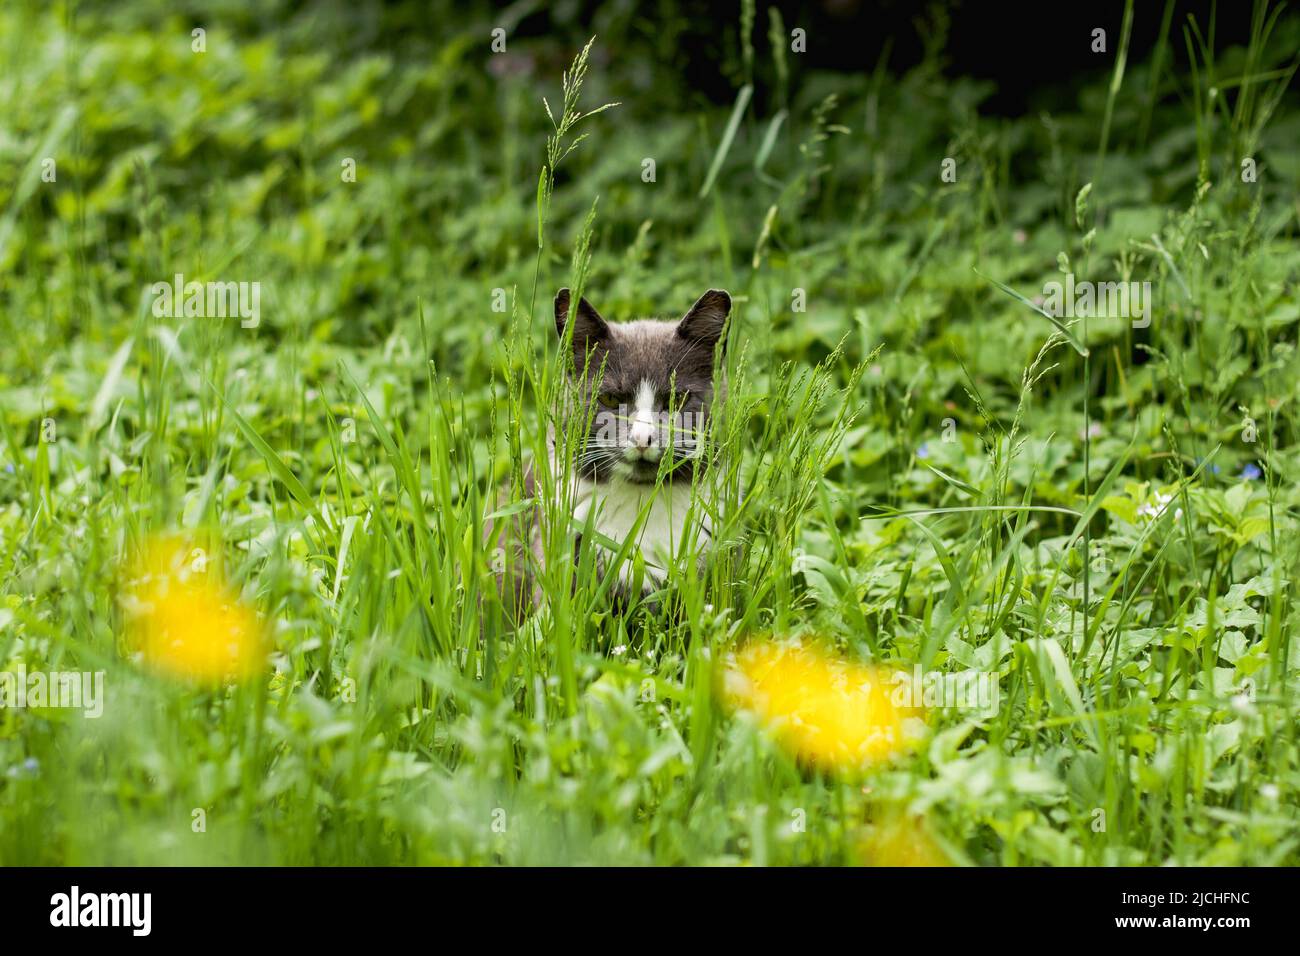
[555,288,731,484]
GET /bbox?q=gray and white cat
[491,288,731,618]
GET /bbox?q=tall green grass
[1,1,1298,865]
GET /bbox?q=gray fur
[555,288,729,483]
[489,288,731,620]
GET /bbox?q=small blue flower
[916,443,930,460]
[8,757,40,779]
[1241,463,1262,481]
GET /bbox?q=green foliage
[1,1,1298,865]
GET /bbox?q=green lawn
[1,1,1298,865]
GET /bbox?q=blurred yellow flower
[121,533,265,684]
[858,812,951,867]
[725,641,922,771]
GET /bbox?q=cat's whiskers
[534,285,730,599]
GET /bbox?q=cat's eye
[596,392,621,409]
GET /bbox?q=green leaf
[698,84,752,199]
[974,267,1089,357]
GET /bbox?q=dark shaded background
[90,0,1272,116]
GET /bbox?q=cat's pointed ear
[555,288,610,357]
[677,289,731,355]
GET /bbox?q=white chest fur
[573,478,711,583]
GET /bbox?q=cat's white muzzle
[623,441,662,463]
